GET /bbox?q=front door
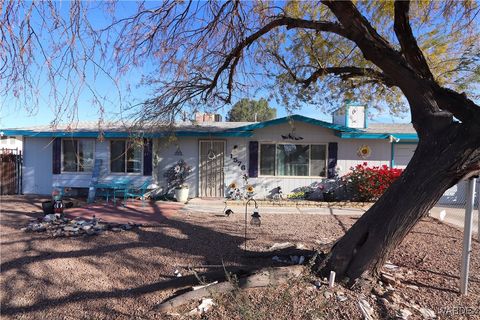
[199,140,225,198]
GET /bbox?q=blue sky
[0,1,412,129]
[0,93,410,128]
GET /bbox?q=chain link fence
[430,179,479,236]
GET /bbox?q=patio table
[97,180,131,204]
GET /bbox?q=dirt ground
[1,196,479,319]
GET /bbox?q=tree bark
[317,121,480,282]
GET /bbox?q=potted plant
[164,159,192,203]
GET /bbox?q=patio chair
[124,180,151,207]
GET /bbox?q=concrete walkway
[65,200,184,224]
[183,198,479,236]
[181,198,366,216]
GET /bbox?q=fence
[0,148,23,195]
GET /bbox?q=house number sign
[230,145,246,171]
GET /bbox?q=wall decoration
[281,128,303,140]
[357,145,372,159]
[174,144,183,156]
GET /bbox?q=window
[260,144,275,175]
[110,140,143,173]
[259,143,327,177]
[62,139,94,172]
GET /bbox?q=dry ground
[1,196,479,319]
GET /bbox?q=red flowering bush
[343,163,403,201]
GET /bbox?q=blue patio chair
[124,180,151,207]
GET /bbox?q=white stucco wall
[22,123,469,205]
[153,138,199,196]
[23,137,53,194]
[53,139,151,189]
[221,122,392,199]
[22,138,152,195]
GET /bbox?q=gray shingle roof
[364,123,415,134]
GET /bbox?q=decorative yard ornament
[357,145,371,159]
[51,188,64,215]
[250,208,261,226]
[223,201,234,217]
[227,182,242,200]
[246,185,255,197]
[244,198,261,252]
[272,186,283,201]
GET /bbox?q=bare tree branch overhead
[1,0,480,283]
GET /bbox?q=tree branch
[302,66,394,88]
[206,17,348,101]
[394,1,434,80]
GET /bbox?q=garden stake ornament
[244,198,261,253]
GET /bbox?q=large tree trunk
[317,121,480,282]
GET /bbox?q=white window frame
[61,138,96,174]
[258,142,328,178]
[109,139,144,175]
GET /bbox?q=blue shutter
[248,141,259,178]
[143,138,153,176]
[327,142,338,179]
[52,138,61,174]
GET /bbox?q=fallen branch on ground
[157,265,305,313]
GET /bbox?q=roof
[225,114,359,133]
[1,114,418,141]
[335,122,417,140]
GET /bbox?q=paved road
[429,205,479,234]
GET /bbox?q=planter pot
[323,191,335,202]
[174,186,189,203]
[41,201,54,215]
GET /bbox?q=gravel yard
[1,195,479,319]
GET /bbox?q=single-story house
[0,133,23,151]
[3,105,428,200]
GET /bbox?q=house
[2,105,426,199]
[0,132,23,152]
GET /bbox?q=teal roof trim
[2,114,416,140]
[1,129,252,138]
[335,131,418,141]
[225,114,361,133]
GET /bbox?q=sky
[0,1,414,129]
[0,93,410,128]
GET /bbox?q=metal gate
[0,148,23,195]
[199,140,225,198]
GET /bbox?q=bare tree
[1,0,480,282]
